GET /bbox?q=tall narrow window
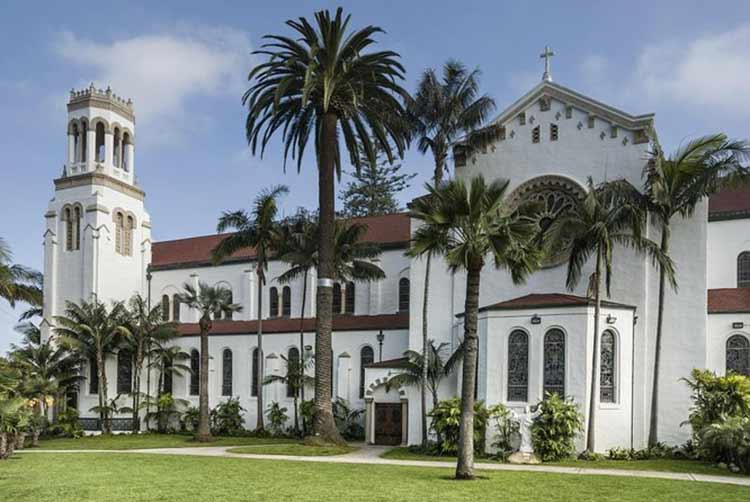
[65,207,73,251]
[550,123,559,141]
[532,125,541,143]
[74,206,81,250]
[115,212,124,255]
[332,283,342,314]
[727,335,750,376]
[163,358,173,395]
[543,329,565,397]
[189,349,199,396]
[282,286,291,317]
[287,347,300,398]
[95,122,105,163]
[122,133,131,172]
[117,350,133,394]
[359,346,374,398]
[88,357,99,395]
[113,127,121,168]
[269,287,279,317]
[507,330,529,402]
[124,215,134,256]
[161,295,170,321]
[80,121,88,162]
[251,348,260,397]
[738,252,750,288]
[398,278,410,312]
[172,294,181,322]
[600,330,616,402]
[222,349,233,396]
[344,282,355,314]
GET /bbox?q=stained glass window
[738,252,750,288]
[360,346,374,399]
[269,287,279,317]
[117,350,132,394]
[282,287,291,317]
[507,330,529,402]
[543,329,565,397]
[89,357,98,395]
[600,331,616,403]
[189,349,199,396]
[251,348,260,397]
[287,347,300,398]
[345,282,355,314]
[222,349,233,396]
[399,278,410,312]
[727,335,750,376]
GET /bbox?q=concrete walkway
[20,444,750,487]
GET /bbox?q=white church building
[40,67,750,452]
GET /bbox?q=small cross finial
[540,45,555,82]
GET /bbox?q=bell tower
[41,85,151,338]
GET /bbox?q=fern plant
[530,393,583,461]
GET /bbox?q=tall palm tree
[119,294,177,432]
[0,238,42,308]
[263,352,315,436]
[244,7,411,443]
[643,134,750,446]
[54,299,127,434]
[213,185,287,432]
[408,60,500,447]
[546,178,674,452]
[411,176,543,479]
[386,341,453,418]
[178,282,241,442]
[148,343,190,397]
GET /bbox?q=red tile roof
[709,188,750,221]
[151,212,411,270]
[708,288,750,313]
[457,293,635,316]
[176,312,409,336]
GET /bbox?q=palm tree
[411,176,542,479]
[0,238,42,309]
[643,134,750,446]
[54,299,127,434]
[120,294,177,432]
[244,7,411,443]
[213,185,287,432]
[545,178,674,452]
[408,60,500,447]
[178,282,241,442]
[263,352,315,436]
[148,343,190,397]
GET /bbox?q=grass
[381,447,744,477]
[2,453,749,501]
[227,443,357,456]
[34,433,296,450]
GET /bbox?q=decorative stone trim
[539,96,551,111]
[44,210,57,218]
[85,203,110,214]
[54,172,145,201]
[142,221,152,229]
[68,84,135,123]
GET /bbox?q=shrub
[429,398,491,455]
[531,393,583,461]
[578,449,605,461]
[607,447,634,461]
[48,408,83,439]
[300,400,315,434]
[488,403,518,461]
[699,415,750,473]
[266,402,288,436]
[181,406,199,432]
[210,398,246,435]
[332,398,365,440]
[682,369,750,442]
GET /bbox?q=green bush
[300,400,315,434]
[266,402,288,436]
[531,393,583,461]
[210,398,246,435]
[429,398,491,455]
[488,403,518,461]
[578,449,606,461]
[48,408,83,438]
[682,369,750,441]
[332,398,365,440]
[699,415,750,473]
[181,406,199,432]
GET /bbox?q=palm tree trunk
[586,247,603,452]
[132,346,143,433]
[97,345,110,434]
[313,111,345,445]
[456,260,482,480]
[146,351,152,431]
[649,224,670,447]
[421,253,431,447]
[300,270,307,406]
[256,271,265,431]
[197,319,211,442]
[0,432,7,459]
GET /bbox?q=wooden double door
[374,403,402,445]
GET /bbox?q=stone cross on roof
[540,45,555,82]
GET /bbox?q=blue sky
[1,0,749,352]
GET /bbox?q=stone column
[125,143,134,174]
[400,398,409,446]
[86,128,96,170]
[365,398,374,444]
[336,353,351,401]
[104,131,114,171]
[67,133,75,165]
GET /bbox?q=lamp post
[376,330,385,362]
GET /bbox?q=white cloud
[636,25,750,116]
[56,25,253,145]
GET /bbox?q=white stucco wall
[707,218,750,289]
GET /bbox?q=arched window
[161,295,170,321]
[65,207,73,251]
[282,286,291,317]
[163,357,173,395]
[738,252,750,288]
[115,212,124,255]
[251,348,260,397]
[222,349,233,396]
[117,350,133,394]
[74,206,81,250]
[398,278,410,312]
[543,328,565,397]
[287,347,300,398]
[80,120,88,162]
[124,215,134,256]
[507,330,529,402]
[71,123,80,163]
[95,122,106,163]
[269,287,279,317]
[727,335,750,376]
[600,330,617,402]
[113,127,121,168]
[172,294,181,322]
[189,349,199,396]
[359,346,374,398]
[122,133,131,172]
[332,283,342,314]
[344,282,355,314]
[88,357,98,395]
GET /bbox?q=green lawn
[227,443,357,456]
[2,453,748,501]
[381,447,743,477]
[34,433,295,450]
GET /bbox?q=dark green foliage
[211,398,246,436]
[531,393,584,461]
[266,402,289,436]
[332,398,364,440]
[699,416,750,473]
[488,403,517,461]
[47,408,83,439]
[300,399,315,434]
[181,406,199,432]
[429,398,492,455]
[683,369,750,441]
